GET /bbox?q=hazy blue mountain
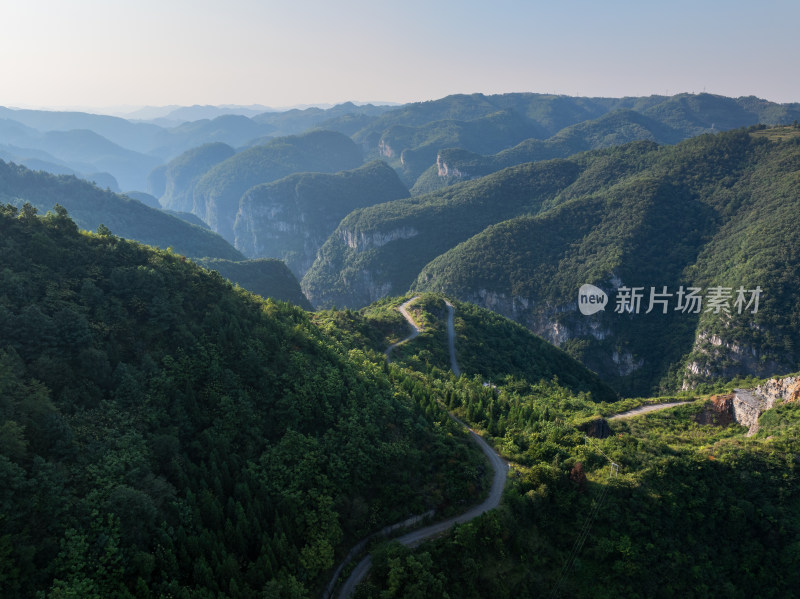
[0,119,159,190]
[150,103,274,124]
[370,109,545,186]
[0,159,243,260]
[249,101,394,139]
[354,92,800,192]
[192,129,363,242]
[0,146,122,192]
[157,142,236,213]
[411,108,682,193]
[162,209,211,229]
[0,105,163,153]
[150,115,274,158]
[122,190,161,209]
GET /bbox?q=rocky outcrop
[731,389,765,435]
[378,139,395,159]
[436,154,465,178]
[754,376,800,405]
[341,226,419,252]
[694,378,800,435]
[683,330,785,390]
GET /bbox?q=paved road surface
[334,297,507,598]
[609,401,691,420]
[384,297,423,362]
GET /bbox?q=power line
[549,438,620,598]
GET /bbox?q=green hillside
[234,160,409,278]
[413,128,800,394]
[158,142,236,213]
[0,206,485,598]
[317,293,799,599]
[317,294,615,402]
[196,258,313,309]
[356,375,800,598]
[192,130,363,242]
[301,158,583,308]
[0,160,243,260]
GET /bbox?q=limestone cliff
[233,161,408,279]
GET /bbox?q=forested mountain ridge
[195,258,313,310]
[0,206,486,598]
[301,127,800,395]
[352,92,800,192]
[410,108,683,194]
[315,294,616,403]
[413,127,800,395]
[0,159,244,261]
[2,203,798,599]
[301,157,583,308]
[317,293,800,599]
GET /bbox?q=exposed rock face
[731,389,766,435]
[341,226,419,252]
[683,330,785,390]
[378,139,395,159]
[754,376,800,405]
[694,378,798,435]
[436,154,465,179]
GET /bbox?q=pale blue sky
[1,0,797,110]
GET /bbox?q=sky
[1,0,798,113]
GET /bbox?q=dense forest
[3,93,800,598]
[0,206,488,598]
[319,297,800,599]
[355,377,800,598]
[2,205,798,598]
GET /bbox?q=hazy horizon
[7,88,800,120]
[2,0,798,111]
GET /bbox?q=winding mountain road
[384,297,423,362]
[334,297,507,598]
[609,401,691,420]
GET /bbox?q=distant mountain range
[1,92,797,195]
[3,92,800,394]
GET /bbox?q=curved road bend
[335,297,508,598]
[384,297,423,362]
[609,401,691,420]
